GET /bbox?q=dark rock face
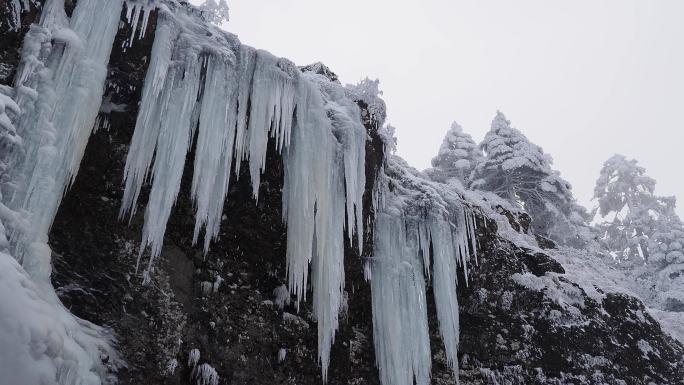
[456,225,684,385]
[300,62,340,83]
[2,3,683,385]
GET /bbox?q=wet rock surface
[1,2,683,385]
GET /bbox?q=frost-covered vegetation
[591,155,684,325]
[468,111,591,247]
[428,112,684,344]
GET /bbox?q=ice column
[5,0,124,271]
[0,0,126,384]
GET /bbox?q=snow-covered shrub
[592,154,676,264]
[345,77,386,127]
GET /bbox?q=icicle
[138,46,202,268]
[188,348,200,368]
[190,55,238,253]
[326,85,367,253]
[278,348,287,362]
[193,363,219,385]
[244,51,297,199]
[417,221,431,277]
[429,219,461,380]
[232,45,256,170]
[120,13,178,220]
[364,260,372,281]
[468,212,479,266]
[371,213,431,385]
[124,1,155,45]
[281,79,341,380]
[371,212,469,385]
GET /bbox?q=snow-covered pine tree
[593,154,684,308]
[648,207,684,310]
[428,121,483,186]
[471,111,589,246]
[648,195,684,268]
[592,154,662,264]
[198,0,229,24]
[647,199,684,310]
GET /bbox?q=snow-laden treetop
[429,121,483,186]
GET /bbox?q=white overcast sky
[198,0,684,215]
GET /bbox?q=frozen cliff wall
[0,1,682,385]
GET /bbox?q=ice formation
[370,155,478,385]
[188,348,201,368]
[164,358,179,375]
[124,0,154,45]
[192,363,219,385]
[0,1,481,384]
[0,0,144,384]
[273,284,291,309]
[115,4,366,380]
[6,0,123,263]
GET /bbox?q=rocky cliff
[0,2,682,385]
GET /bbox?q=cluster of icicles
[1,0,478,384]
[370,165,478,385]
[118,5,367,379]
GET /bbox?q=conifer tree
[472,111,589,246]
[199,0,230,24]
[429,121,483,185]
[593,154,684,308]
[593,154,659,264]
